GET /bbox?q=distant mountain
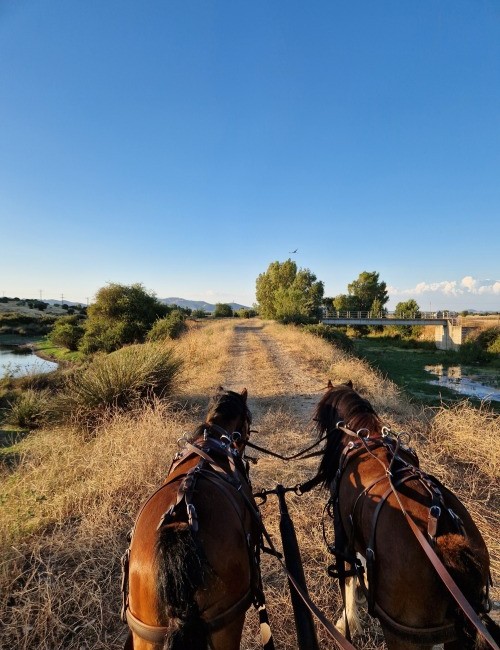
[160,297,249,313]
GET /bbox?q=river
[424,365,500,401]
[0,346,58,378]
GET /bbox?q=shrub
[236,308,257,319]
[302,324,354,353]
[58,343,182,429]
[214,303,233,318]
[147,311,187,341]
[459,340,488,363]
[476,326,500,355]
[80,283,169,353]
[192,309,207,319]
[50,316,85,351]
[8,389,52,428]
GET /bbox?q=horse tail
[437,534,498,649]
[155,523,210,650]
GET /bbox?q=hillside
[160,297,250,312]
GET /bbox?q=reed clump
[56,342,182,430]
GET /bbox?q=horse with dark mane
[314,381,500,650]
[122,388,264,650]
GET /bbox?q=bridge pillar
[435,322,465,351]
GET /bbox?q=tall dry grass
[0,318,498,649]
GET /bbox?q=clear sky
[1,0,499,311]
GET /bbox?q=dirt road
[219,320,328,424]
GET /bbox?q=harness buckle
[187,503,199,533]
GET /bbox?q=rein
[244,429,328,461]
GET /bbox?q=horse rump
[155,522,211,650]
[437,533,499,649]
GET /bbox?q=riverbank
[354,336,500,410]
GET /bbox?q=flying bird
[289,249,298,254]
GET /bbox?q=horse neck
[347,412,383,437]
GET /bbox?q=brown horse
[122,388,264,650]
[314,381,500,650]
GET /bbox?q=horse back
[337,448,490,625]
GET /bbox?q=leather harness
[328,425,495,647]
[122,430,265,646]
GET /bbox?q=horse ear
[240,388,248,401]
[346,380,353,388]
[327,380,333,389]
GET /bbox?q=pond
[424,365,500,402]
[0,346,58,378]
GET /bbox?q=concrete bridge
[321,311,471,351]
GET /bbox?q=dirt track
[219,320,328,424]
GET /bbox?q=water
[0,347,58,378]
[425,365,500,401]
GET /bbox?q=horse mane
[190,387,252,441]
[314,383,382,486]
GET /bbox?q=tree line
[48,264,424,354]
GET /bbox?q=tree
[332,293,361,313]
[394,299,421,337]
[214,303,234,318]
[255,259,324,323]
[50,315,85,351]
[80,283,169,353]
[395,299,420,319]
[347,271,389,312]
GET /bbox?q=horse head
[204,387,252,454]
[314,381,383,486]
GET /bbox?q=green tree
[255,259,324,323]
[395,299,420,319]
[80,283,169,353]
[394,299,421,337]
[214,303,234,318]
[347,271,389,311]
[50,315,85,351]
[332,293,361,313]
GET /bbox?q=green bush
[302,324,354,353]
[476,327,500,355]
[80,283,169,353]
[236,308,257,319]
[192,309,207,319]
[8,389,52,429]
[214,303,233,318]
[50,316,85,351]
[459,340,488,363]
[147,311,187,341]
[58,343,182,429]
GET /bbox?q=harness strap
[125,587,254,644]
[372,603,456,645]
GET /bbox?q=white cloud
[388,276,500,309]
[391,276,499,297]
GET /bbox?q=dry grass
[0,318,498,649]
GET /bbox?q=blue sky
[1,0,499,310]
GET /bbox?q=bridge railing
[322,310,458,322]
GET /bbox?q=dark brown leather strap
[125,587,254,644]
[403,512,500,650]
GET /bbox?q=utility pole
[61,293,64,307]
